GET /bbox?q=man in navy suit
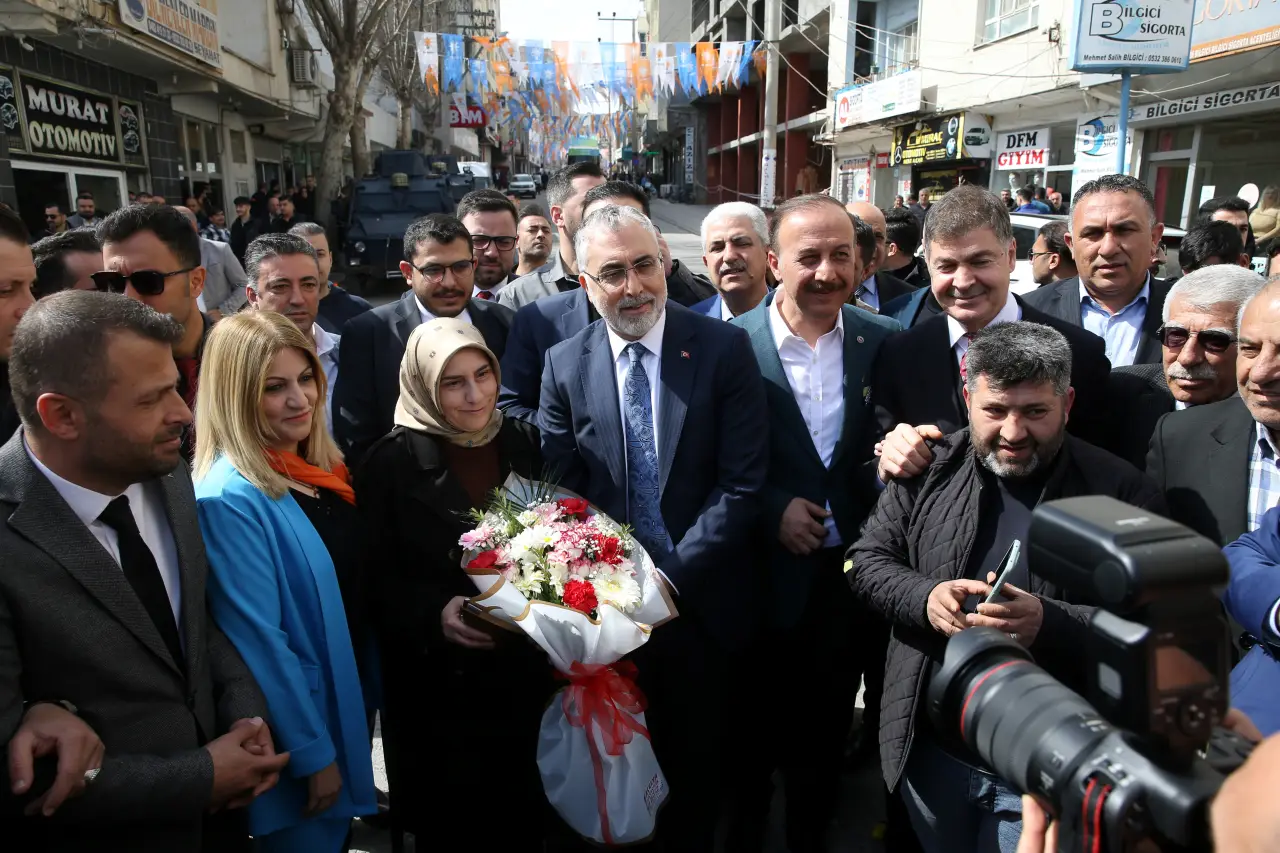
[729,194,900,851]
[1224,510,1280,737]
[539,205,768,851]
[692,202,772,320]
[333,214,513,463]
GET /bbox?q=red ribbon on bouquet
[560,661,652,845]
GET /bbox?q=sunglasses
[1157,325,1236,354]
[91,267,196,296]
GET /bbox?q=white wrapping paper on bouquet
[463,474,678,845]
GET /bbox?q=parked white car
[509,173,538,199]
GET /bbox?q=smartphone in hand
[963,540,1021,613]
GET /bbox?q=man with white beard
[538,204,768,852]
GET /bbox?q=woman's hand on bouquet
[442,596,496,650]
[305,761,343,817]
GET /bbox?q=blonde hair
[193,311,343,497]
[1262,186,1280,210]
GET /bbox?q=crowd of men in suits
[2,160,1280,853]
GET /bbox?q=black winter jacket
[847,429,1165,790]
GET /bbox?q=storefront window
[1195,115,1280,210]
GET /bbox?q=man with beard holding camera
[848,321,1162,853]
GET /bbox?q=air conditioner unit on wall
[290,49,318,88]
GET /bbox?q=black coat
[333,292,514,465]
[847,429,1164,790]
[1021,275,1172,365]
[865,296,1113,455]
[1147,395,1256,546]
[875,269,918,307]
[354,419,554,836]
[1107,363,1175,469]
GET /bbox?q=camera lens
[928,628,1114,798]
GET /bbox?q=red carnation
[597,535,622,565]
[558,497,590,519]
[562,578,599,614]
[467,550,500,569]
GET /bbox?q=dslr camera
[927,496,1254,852]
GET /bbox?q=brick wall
[0,37,181,201]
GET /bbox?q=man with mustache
[1107,265,1263,469]
[849,321,1161,853]
[456,189,519,300]
[866,185,1112,484]
[513,205,553,276]
[333,214,513,463]
[1023,174,1172,366]
[539,204,768,852]
[1147,275,1280,546]
[727,194,899,851]
[693,202,771,320]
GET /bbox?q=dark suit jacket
[354,419,551,835]
[0,434,267,851]
[666,260,717,307]
[333,291,514,464]
[538,303,769,650]
[732,296,900,628]
[1021,275,1172,365]
[498,289,591,424]
[866,297,1113,455]
[873,270,918,308]
[1108,363,1176,469]
[1147,395,1256,546]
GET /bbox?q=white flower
[516,510,541,528]
[548,560,569,596]
[591,573,643,612]
[513,564,547,596]
[506,527,543,562]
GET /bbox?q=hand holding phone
[963,540,1020,613]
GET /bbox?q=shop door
[13,165,71,237]
[1149,160,1190,228]
[72,170,126,217]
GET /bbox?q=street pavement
[350,196,890,853]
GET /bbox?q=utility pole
[760,0,781,208]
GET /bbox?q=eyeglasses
[470,234,517,251]
[45,214,60,220]
[412,259,474,283]
[1028,251,1056,260]
[90,267,196,296]
[1157,325,1236,354]
[582,257,663,290]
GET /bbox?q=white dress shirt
[606,309,666,459]
[25,441,184,627]
[948,292,1023,366]
[415,294,473,328]
[314,323,340,435]
[769,297,845,547]
[719,297,736,322]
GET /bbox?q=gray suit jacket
[200,238,249,315]
[0,433,267,850]
[498,252,571,311]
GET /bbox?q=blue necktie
[623,343,671,558]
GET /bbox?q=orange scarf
[268,450,356,506]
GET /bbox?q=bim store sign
[0,69,145,167]
[1071,0,1196,73]
[449,99,487,128]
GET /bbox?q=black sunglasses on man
[90,268,196,296]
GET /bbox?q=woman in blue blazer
[192,311,376,851]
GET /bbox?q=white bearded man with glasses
[332,213,514,464]
[538,203,769,853]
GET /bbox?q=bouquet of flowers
[460,474,676,846]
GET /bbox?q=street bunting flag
[418,36,764,165]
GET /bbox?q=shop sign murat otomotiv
[0,69,145,167]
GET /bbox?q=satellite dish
[1240,183,1261,207]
